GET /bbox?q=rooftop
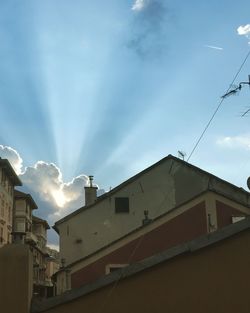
[54,154,250,231]
[32,216,250,313]
[0,158,22,186]
[14,190,38,210]
[32,215,50,230]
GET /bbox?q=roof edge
[0,158,22,186]
[31,217,250,313]
[54,154,250,227]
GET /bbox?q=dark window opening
[109,267,120,273]
[115,197,129,213]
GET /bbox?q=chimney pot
[84,175,97,206]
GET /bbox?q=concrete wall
[32,228,250,313]
[0,244,33,313]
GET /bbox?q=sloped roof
[0,158,22,186]
[32,217,250,313]
[32,215,50,230]
[14,190,38,210]
[54,154,250,231]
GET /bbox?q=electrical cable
[95,176,176,313]
[94,50,250,313]
[187,49,250,162]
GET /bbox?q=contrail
[204,45,223,50]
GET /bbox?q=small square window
[115,197,129,213]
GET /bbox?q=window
[7,232,11,244]
[105,264,128,274]
[0,227,3,243]
[232,216,246,224]
[115,197,129,213]
[8,206,11,223]
[1,171,6,184]
[1,200,4,217]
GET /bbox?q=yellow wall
[0,244,33,313]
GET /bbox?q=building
[13,190,38,244]
[68,189,250,290]
[13,190,59,297]
[31,217,250,313]
[45,247,60,296]
[53,155,250,293]
[54,155,250,267]
[0,158,22,247]
[32,215,51,297]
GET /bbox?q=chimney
[84,175,98,206]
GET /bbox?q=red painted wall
[216,200,246,228]
[71,202,207,289]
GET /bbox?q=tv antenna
[178,150,186,161]
[247,177,250,190]
[221,75,250,99]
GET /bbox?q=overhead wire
[187,49,250,162]
[94,50,250,313]
[95,166,176,313]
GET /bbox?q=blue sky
[0,0,250,246]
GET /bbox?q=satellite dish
[247,177,250,190]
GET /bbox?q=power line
[94,50,250,313]
[95,177,175,313]
[187,49,250,162]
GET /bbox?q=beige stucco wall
[0,168,14,247]
[0,244,33,313]
[57,158,250,266]
[58,158,176,265]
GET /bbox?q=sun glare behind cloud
[51,189,67,208]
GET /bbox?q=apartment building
[45,247,60,297]
[13,190,59,297]
[32,216,50,297]
[0,158,22,247]
[13,190,38,244]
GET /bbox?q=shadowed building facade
[0,158,22,247]
[31,218,250,313]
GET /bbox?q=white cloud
[20,161,63,203]
[0,145,23,175]
[237,24,250,35]
[0,145,104,225]
[237,24,250,44]
[204,45,223,51]
[132,0,147,11]
[216,135,250,150]
[47,243,59,252]
[20,161,94,220]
